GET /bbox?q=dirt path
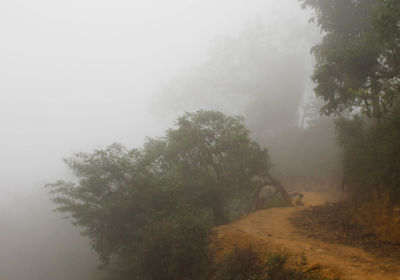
[210,192,400,280]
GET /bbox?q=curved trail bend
[210,192,400,280]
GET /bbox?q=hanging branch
[265,172,293,207]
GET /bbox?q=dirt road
[210,192,400,280]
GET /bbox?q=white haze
[0,1,317,279]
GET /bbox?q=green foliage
[336,105,400,202]
[108,210,212,280]
[138,211,211,280]
[300,0,399,118]
[213,246,262,280]
[302,0,400,207]
[47,110,270,279]
[265,252,295,280]
[47,143,157,262]
[213,247,336,280]
[162,111,270,225]
[373,0,400,108]
[374,0,400,42]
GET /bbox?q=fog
[153,20,320,141]
[1,1,320,279]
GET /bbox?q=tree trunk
[265,173,293,207]
[370,75,381,120]
[211,193,228,226]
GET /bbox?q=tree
[47,111,274,279]
[300,0,399,118]
[47,144,161,263]
[373,0,400,106]
[303,1,400,240]
[158,110,271,225]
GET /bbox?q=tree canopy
[300,0,399,118]
[302,0,400,240]
[161,111,271,224]
[47,110,271,279]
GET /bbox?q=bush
[213,246,337,280]
[111,210,212,280]
[138,211,212,280]
[213,246,262,280]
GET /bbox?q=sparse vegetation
[292,202,400,260]
[212,246,338,280]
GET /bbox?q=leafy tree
[300,0,400,118]
[303,1,400,236]
[157,110,271,225]
[373,0,400,105]
[47,143,164,263]
[47,111,273,279]
[106,210,212,280]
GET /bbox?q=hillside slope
[210,192,400,280]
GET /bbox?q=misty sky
[0,1,318,279]
[1,0,316,190]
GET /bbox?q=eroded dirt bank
[210,192,400,280]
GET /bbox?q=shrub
[213,246,263,280]
[137,211,212,280]
[111,210,212,280]
[213,246,337,280]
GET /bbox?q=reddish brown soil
[210,192,400,280]
[291,202,400,260]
